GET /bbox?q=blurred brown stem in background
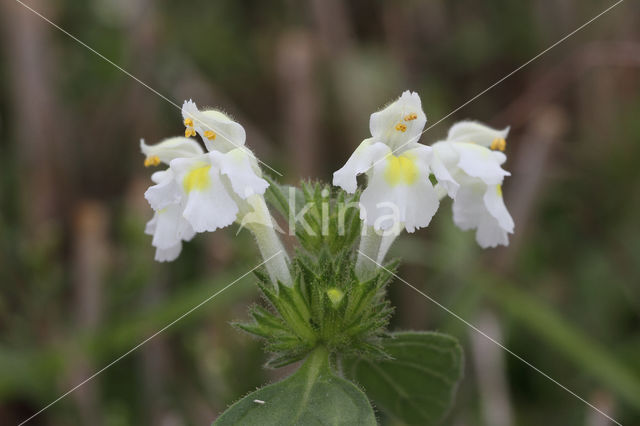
[69,201,109,426]
[0,0,69,234]
[470,310,513,426]
[497,42,640,130]
[276,31,319,181]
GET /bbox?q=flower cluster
[333,91,514,248]
[141,92,514,273]
[141,100,265,260]
[140,100,291,284]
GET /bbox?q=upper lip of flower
[181,99,247,154]
[369,90,428,152]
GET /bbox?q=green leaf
[343,331,463,425]
[214,347,376,426]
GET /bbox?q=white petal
[430,143,460,198]
[151,204,184,249]
[198,110,246,152]
[182,99,200,124]
[211,148,268,199]
[144,214,157,236]
[144,169,181,211]
[145,205,193,262]
[140,137,204,164]
[483,185,514,232]
[150,170,169,184]
[434,184,447,200]
[155,243,182,262]
[369,91,427,151]
[179,219,197,242]
[402,144,433,163]
[333,138,390,193]
[475,217,509,248]
[454,142,510,185]
[452,183,487,231]
[359,153,439,233]
[182,168,239,232]
[492,150,507,165]
[452,183,513,248]
[168,154,211,178]
[447,121,509,147]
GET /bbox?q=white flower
[141,113,268,260]
[333,91,440,233]
[168,148,268,233]
[431,121,514,248]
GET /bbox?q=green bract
[237,250,396,368]
[236,182,396,367]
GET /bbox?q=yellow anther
[185,127,197,138]
[496,184,503,197]
[490,138,506,151]
[404,113,418,121]
[184,118,194,127]
[143,155,161,168]
[204,130,217,140]
[395,123,407,132]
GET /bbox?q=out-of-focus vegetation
[0,0,639,425]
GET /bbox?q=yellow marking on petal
[327,288,344,307]
[185,127,197,138]
[490,138,506,151]
[184,118,194,127]
[384,154,418,186]
[143,155,161,167]
[204,130,217,140]
[496,184,503,197]
[395,123,407,132]
[404,113,418,121]
[183,165,212,193]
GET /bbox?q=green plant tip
[327,288,344,307]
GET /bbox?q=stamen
[490,138,506,151]
[184,118,194,127]
[404,113,418,121]
[204,130,217,140]
[144,155,161,167]
[185,127,197,138]
[395,123,407,132]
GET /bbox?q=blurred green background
[1,0,639,425]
